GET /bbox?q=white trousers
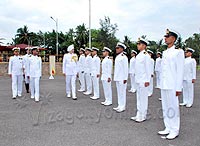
[136,83,148,119]
[79,71,85,90]
[24,74,30,84]
[148,77,153,96]
[65,75,76,97]
[183,80,194,105]
[30,77,40,100]
[130,74,136,91]
[102,80,112,103]
[12,75,23,97]
[155,71,161,88]
[91,76,100,97]
[116,81,127,108]
[85,73,92,93]
[161,89,180,134]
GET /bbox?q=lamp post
[89,0,91,49]
[50,16,58,61]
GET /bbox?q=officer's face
[165,36,175,45]
[115,47,123,54]
[185,51,192,57]
[102,51,108,57]
[157,54,161,58]
[14,50,19,56]
[26,49,30,54]
[32,50,39,55]
[137,43,146,51]
[79,50,83,55]
[131,53,135,57]
[92,50,97,56]
[85,50,90,55]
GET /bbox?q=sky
[0,0,200,45]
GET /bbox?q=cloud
[0,0,200,44]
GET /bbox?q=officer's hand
[63,73,66,76]
[9,74,12,78]
[123,80,127,84]
[97,74,100,78]
[144,82,150,87]
[107,78,111,83]
[192,79,196,83]
[28,76,30,79]
[176,91,182,97]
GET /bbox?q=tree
[16,25,34,45]
[96,16,119,52]
[74,24,88,48]
[185,33,200,62]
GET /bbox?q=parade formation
[7,29,197,140]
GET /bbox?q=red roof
[0,44,46,51]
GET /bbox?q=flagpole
[89,0,91,49]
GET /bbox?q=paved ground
[0,72,200,146]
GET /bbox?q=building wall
[0,62,63,76]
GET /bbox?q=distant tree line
[8,16,200,61]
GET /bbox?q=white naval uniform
[63,53,78,98]
[129,56,136,92]
[182,57,196,106]
[91,55,101,98]
[84,54,93,94]
[23,54,31,84]
[155,57,162,88]
[101,56,113,103]
[148,58,155,96]
[114,52,128,109]
[27,55,42,101]
[78,54,86,91]
[8,55,24,97]
[135,50,151,120]
[160,45,184,135]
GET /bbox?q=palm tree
[75,24,88,48]
[16,25,34,45]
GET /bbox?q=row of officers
[8,29,196,140]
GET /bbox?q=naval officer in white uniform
[155,52,162,89]
[27,47,42,102]
[101,47,113,106]
[147,49,155,97]
[180,48,196,108]
[90,47,101,100]
[158,29,184,140]
[83,48,93,95]
[8,47,24,99]
[62,44,78,100]
[23,47,31,93]
[130,38,151,123]
[113,42,128,113]
[128,50,137,93]
[77,48,86,92]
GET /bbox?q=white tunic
[160,46,184,91]
[63,53,78,75]
[114,53,128,81]
[91,55,101,76]
[129,57,136,74]
[84,54,93,74]
[8,55,24,75]
[78,54,86,73]
[183,57,196,81]
[135,50,151,85]
[23,54,31,74]
[155,57,162,72]
[27,55,42,77]
[101,56,113,81]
